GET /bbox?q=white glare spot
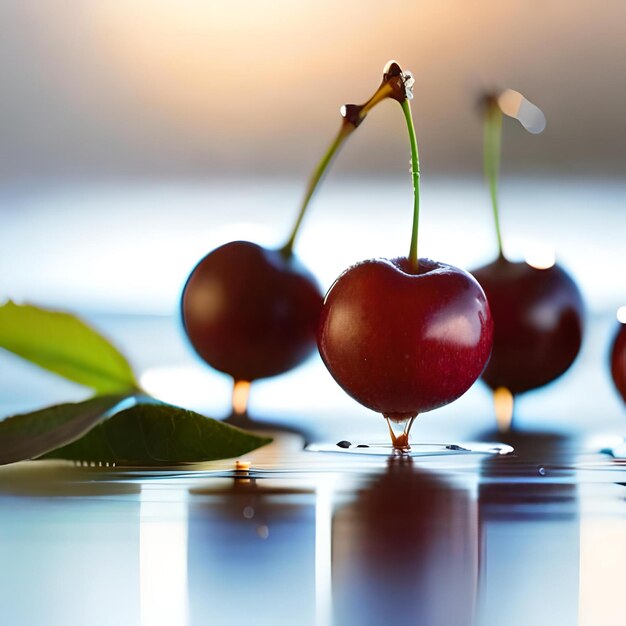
[401,71,415,100]
[139,366,232,414]
[617,307,626,324]
[525,246,556,270]
[498,89,546,134]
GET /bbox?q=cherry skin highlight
[317,257,493,420]
[611,322,626,403]
[182,241,323,382]
[472,256,584,395]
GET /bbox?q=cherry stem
[280,80,397,259]
[400,99,421,272]
[484,98,505,258]
[281,124,352,258]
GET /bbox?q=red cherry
[182,241,322,382]
[611,321,626,403]
[472,256,584,395]
[317,257,493,421]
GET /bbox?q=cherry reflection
[332,458,478,626]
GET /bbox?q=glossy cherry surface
[611,322,626,403]
[472,256,584,395]
[182,240,322,382]
[318,257,493,420]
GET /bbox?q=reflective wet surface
[0,174,626,626]
[1,434,626,626]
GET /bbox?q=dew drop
[231,379,251,416]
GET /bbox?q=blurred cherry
[473,256,584,395]
[182,242,321,382]
[611,313,626,403]
[471,91,584,429]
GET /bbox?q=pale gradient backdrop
[0,0,624,184]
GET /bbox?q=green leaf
[0,301,139,394]
[43,402,272,465]
[0,395,132,466]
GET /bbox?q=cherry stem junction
[484,97,505,258]
[280,68,401,259]
[401,99,421,272]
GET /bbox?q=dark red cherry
[611,321,626,403]
[317,257,493,421]
[472,256,584,395]
[182,241,323,382]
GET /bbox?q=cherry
[471,92,584,421]
[473,257,584,395]
[317,63,493,450]
[181,64,411,414]
[182,241,322,382]
[319,258,493,423]
[611,314,626,403]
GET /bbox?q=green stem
[401,99,421,272]
[280,81,396,259]
[484,100,504,258]
[281,123,353,258]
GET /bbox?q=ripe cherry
[318,63,493,450]
[182,242,322,383]
[471,92,584,427]
[611,312,626,403]
[181,65,410,416]
[473,257,584,395]
[319,258,493,432]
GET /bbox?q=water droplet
[538,466,546,476]
[336,440,351,449]
[231,379,251,416]
[494,387,514,433]
[243,506,255,519]
[384,414,416,451]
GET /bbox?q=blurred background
[1,0,625,437]
[1,0,625,181]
